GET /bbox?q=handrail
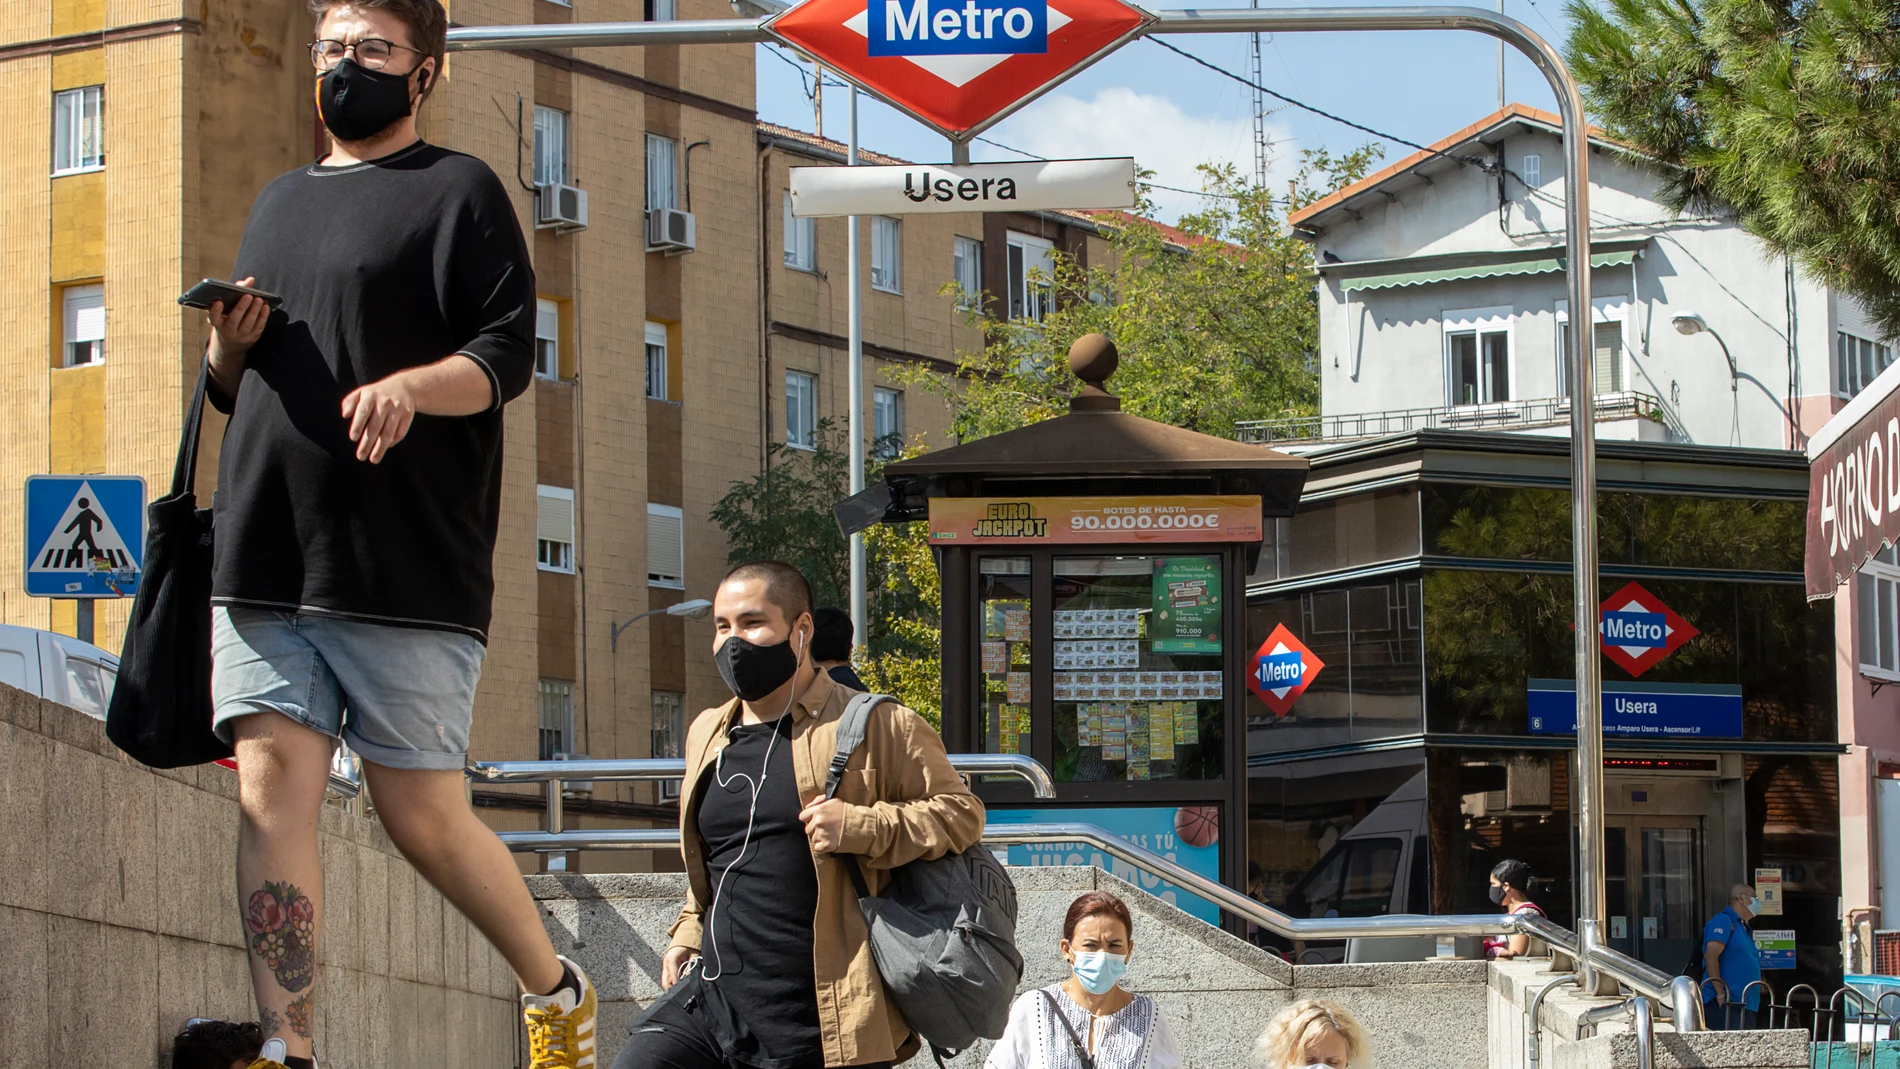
[1525,974,1577,1067]
[1631,996,1655,1069]
[468,753,1057,798]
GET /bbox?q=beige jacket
[666,669,987,1066]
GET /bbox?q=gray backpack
[825,693,1024,1059]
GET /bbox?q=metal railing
[1233,391,1668,445]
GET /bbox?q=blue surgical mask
[1069,951,1129,995]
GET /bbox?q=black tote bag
[106,358,230,768]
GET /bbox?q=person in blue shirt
[1700,883,1762,1029]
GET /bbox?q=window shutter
[1593,322,1622,394]
[65,285,105,344]
[647,505,684,586]
[537,487,574,545]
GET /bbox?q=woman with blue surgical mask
[984,891,1181,1069]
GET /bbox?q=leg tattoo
[286,993,314,1040]
[246,880,317,992]
[258,1005,282,1036]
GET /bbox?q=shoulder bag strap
[1039,990,1096,1069]
[826,692,892,901]
[171,356,213,498]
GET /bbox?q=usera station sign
[766,0,1152,138]
[1530,581,1739,738]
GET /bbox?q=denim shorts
[210,605,485,771]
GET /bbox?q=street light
[610,598,712,652]
[1671,311,1738,390]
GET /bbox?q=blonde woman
[985,891,1181,1069]
[1254,1000,1371,1069]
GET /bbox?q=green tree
[1565,0,1900,333]
[910,148,1381,441]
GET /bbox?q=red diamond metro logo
[766,0,1152,139]
[1597,581,1698,678]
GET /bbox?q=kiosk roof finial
[1069,333,1120,412]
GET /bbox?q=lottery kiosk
[873,335,1309,920]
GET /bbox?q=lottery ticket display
[1054,669,1223,702]
[1053,608,1142,639]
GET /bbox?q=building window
[536,485,575,573]
[646,321,669,401]
[1860,546,1900,681]
[953,236,982,308]
[1006,231,1055,321]
[783,192,816,271]
[61,283,104,367]
[533,106,568,186]
[53,86,103,175]
[1521,154,1541,189]
[647,0,676,19]
[646,134,678,214]
[786,369,817,450]
[535,298,560,380]
[873,387,903,458]
[871,216,901,293]
[1557,299,1630,397]
[651,690,685,797]
[1839,331,1895,400]
[538,679,574,759]
[1443,307,1512,405]
[647,503,684,588]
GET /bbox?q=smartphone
[178,278,283,312]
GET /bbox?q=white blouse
[983,984,1183,1069]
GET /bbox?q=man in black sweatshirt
[202,2,595,1066]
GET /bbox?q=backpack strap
[824,692,894,801]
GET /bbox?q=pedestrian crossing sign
[23,475,145,598]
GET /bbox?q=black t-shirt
[697,715,822,1065]
[210,141,535,643]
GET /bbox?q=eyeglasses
[309,37,425,71]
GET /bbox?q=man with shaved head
[1699,882,1762,1029]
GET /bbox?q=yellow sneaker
[522,955,597,1068]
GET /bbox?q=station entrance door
[1598,755,1745,974]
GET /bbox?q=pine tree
[1565,0,1900,333]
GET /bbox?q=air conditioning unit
[536,183,588,230]
[553,752,593,795]
[646,207,696,253]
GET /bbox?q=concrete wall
[0,685,520,1068]
[533,864,1493,1069]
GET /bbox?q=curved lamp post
[1671,311,1738,391]
[610,598,713,652]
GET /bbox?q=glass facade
[977,556,1032,755]
[1247,577,1423,752]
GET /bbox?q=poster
[1754,867,1783,916]
[1150,556,1222,654]
[930,495,1262,546]
[1004,608,1031,642]
[981,641,1007,674]
[1174,704,1200,745]
[1006,672,1031,703]
[988,806,1224,923]
[1150,705,1176,760]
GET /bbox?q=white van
[0,623,119,719]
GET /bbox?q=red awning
[1807,362,1900,598]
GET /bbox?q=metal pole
[75,598,94,644]
[545,775,567,872]
[1497,0,1506,109]
[847,88,867,647]
[446,0,1600,987]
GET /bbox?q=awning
[1337,249,1638,292]
[1806,359,1900,599]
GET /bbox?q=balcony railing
[1235,390,1667,445]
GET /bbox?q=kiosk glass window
[1050,555,1223,783]
[978,557,1033,754]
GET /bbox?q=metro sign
[766,0,1152,139]
[1598,581,1698,677]
[1248,623,1324,717]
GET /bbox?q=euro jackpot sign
[928,495,1262,545]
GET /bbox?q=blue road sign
[24,475,145,598]
[1527,678,1743,738]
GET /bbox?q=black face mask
[716,634,802,702]
[1488,884,1507,906]
[317,58,419,143]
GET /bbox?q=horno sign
[766,0,1151,139]
[790,158,1135,217]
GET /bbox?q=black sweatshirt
[210,142,535,643]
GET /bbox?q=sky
[756,0,1580,222]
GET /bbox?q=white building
[1248,105,1894,449]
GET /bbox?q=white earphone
[701,625,808,981]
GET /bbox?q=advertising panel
[987,805,1223,923]
[928,495,1261,546]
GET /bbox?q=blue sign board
[987,806,1222,923]
[868,0,1049,56]
[1601,610,1667,648]
[1527,678,1742,738]
[23,475,145,598]
[1258,651,1302,688]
